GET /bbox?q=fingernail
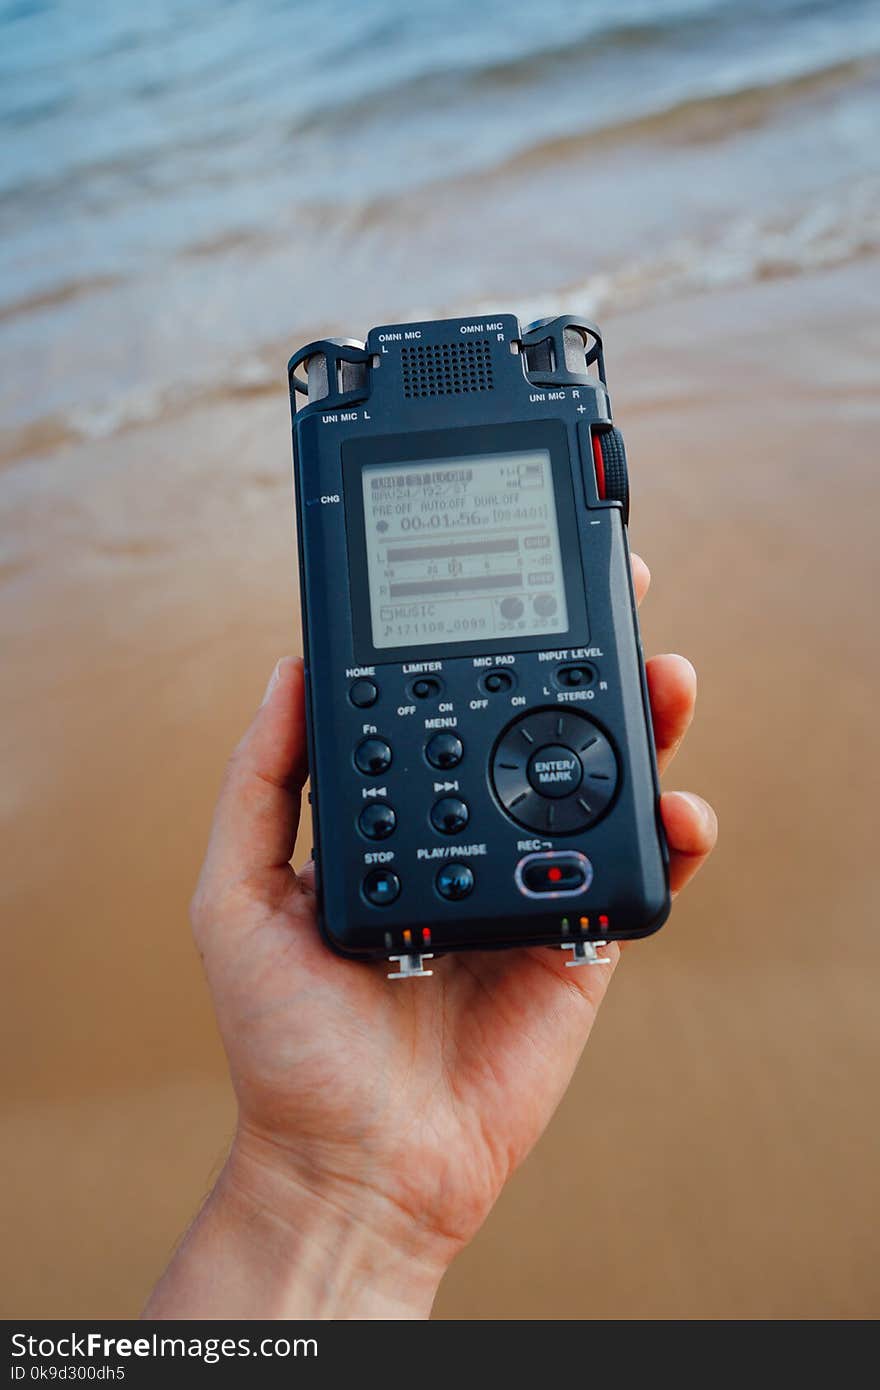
[261,659,283,707]
[667,654,697,686]
[676,791,717,835]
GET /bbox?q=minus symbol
[590,520,601,526]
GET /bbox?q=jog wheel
[491,708,619,835]
[593,427,629,523]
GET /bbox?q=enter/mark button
[526,743,583,798]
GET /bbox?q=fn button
[355,737,392,775]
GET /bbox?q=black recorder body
[288,314,669,977]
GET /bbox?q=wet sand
[1,261,878,1318]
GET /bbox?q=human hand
[144,556,716,1320]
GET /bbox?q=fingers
[661,790,717,896]
[297,858,316,894]
[201,657,308,889]
[630,558,695,775]
[646,653,696,775]
[631,552,650,606]
[625,561,713,891]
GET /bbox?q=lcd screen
[360,450,569,650]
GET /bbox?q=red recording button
[515,850,593,898]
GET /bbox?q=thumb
[200,656,308,892]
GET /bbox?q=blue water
[1,0,878,459]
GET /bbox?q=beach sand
[1,260,878,1319]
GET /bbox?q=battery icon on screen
[517,461,543,487]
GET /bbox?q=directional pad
[491,709,618,834]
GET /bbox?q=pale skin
[144,555,717,1320]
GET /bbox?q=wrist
[222,1128,454,1319]
[151,1127,455,1320]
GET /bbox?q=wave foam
[2,179,877,468]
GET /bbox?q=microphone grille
[402,339,494,399]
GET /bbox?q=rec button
[515,851,593,898]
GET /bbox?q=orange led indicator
[403,928,412,947]
[579,915,589,930]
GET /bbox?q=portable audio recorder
[288,315,669,977]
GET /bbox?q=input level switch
[555,663,595,689]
